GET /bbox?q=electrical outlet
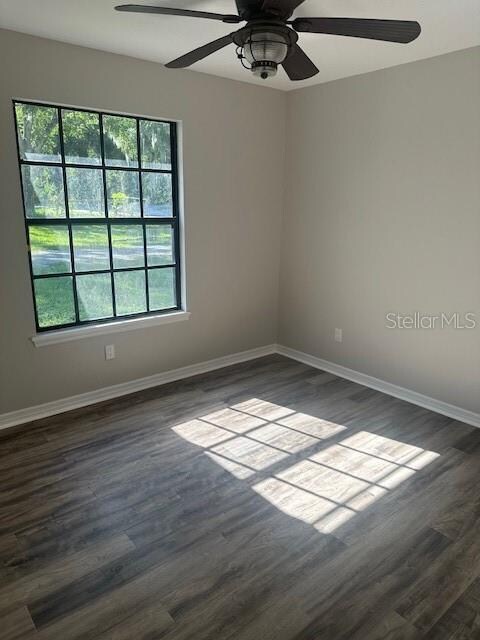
[334,328,343,343]
[105,344,115,360]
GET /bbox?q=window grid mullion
[99,112,118,318]
[19,159,173,175]
[30,263,177,279]
[57,106,81,325]
[170,122,182,309]
[27,217,175,225]
[137,119,150,312]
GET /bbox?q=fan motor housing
[233,22,298,49]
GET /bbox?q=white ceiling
[1,0,479,91]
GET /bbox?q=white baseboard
[0,344,276,431]
[2,342,479,431]
[276,344,480,429]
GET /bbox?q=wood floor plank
[1,534,134,613]
[34,567,175,640]
[396,527,480,633]
[2,606,37,639]
[95,603,174,640]
[422,578,480,639]
[347,610,421,640]
[282,526,450,640]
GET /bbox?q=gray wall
[279,47,480,414]
[1,29,478,418]
[0,29,286,413]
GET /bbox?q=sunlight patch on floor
[231,399,295,422]
[276,412,347,439]
[200,407,266,433]
[211,435,289,471]
[205,451,256,480]
[172,398,440,533]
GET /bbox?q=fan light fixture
[234,25,296,80]
[241,31,289,79]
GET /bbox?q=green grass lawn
[30,223,171,248]
[35,268,176,328]
[30,224,175,327]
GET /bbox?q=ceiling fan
[115,1,421,81]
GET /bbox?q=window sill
[31,311,191,347]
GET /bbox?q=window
[14,101,181,332]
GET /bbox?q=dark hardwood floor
[1,354,480,639]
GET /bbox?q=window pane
[29,225,71,275]
[114,270,146,315]
[111,225,145,269]
[62,109,101,165]
[148,267,176,310]
[66,168,105,217]
[34,276,75,328]
[106,170,140,217]
[77,273,113,321]
[72,225,110,272]
[142,173,173,217]
[103,115,138,167]
[21,165,65,218]
[146,225,174,266]
[15,103,61,163]
[140,120,171,170]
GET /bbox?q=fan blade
[291,18,421,43]
[282,43,319,80]
[115,5,242,24]
[165,34,234,69]
[262,0,306,19]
